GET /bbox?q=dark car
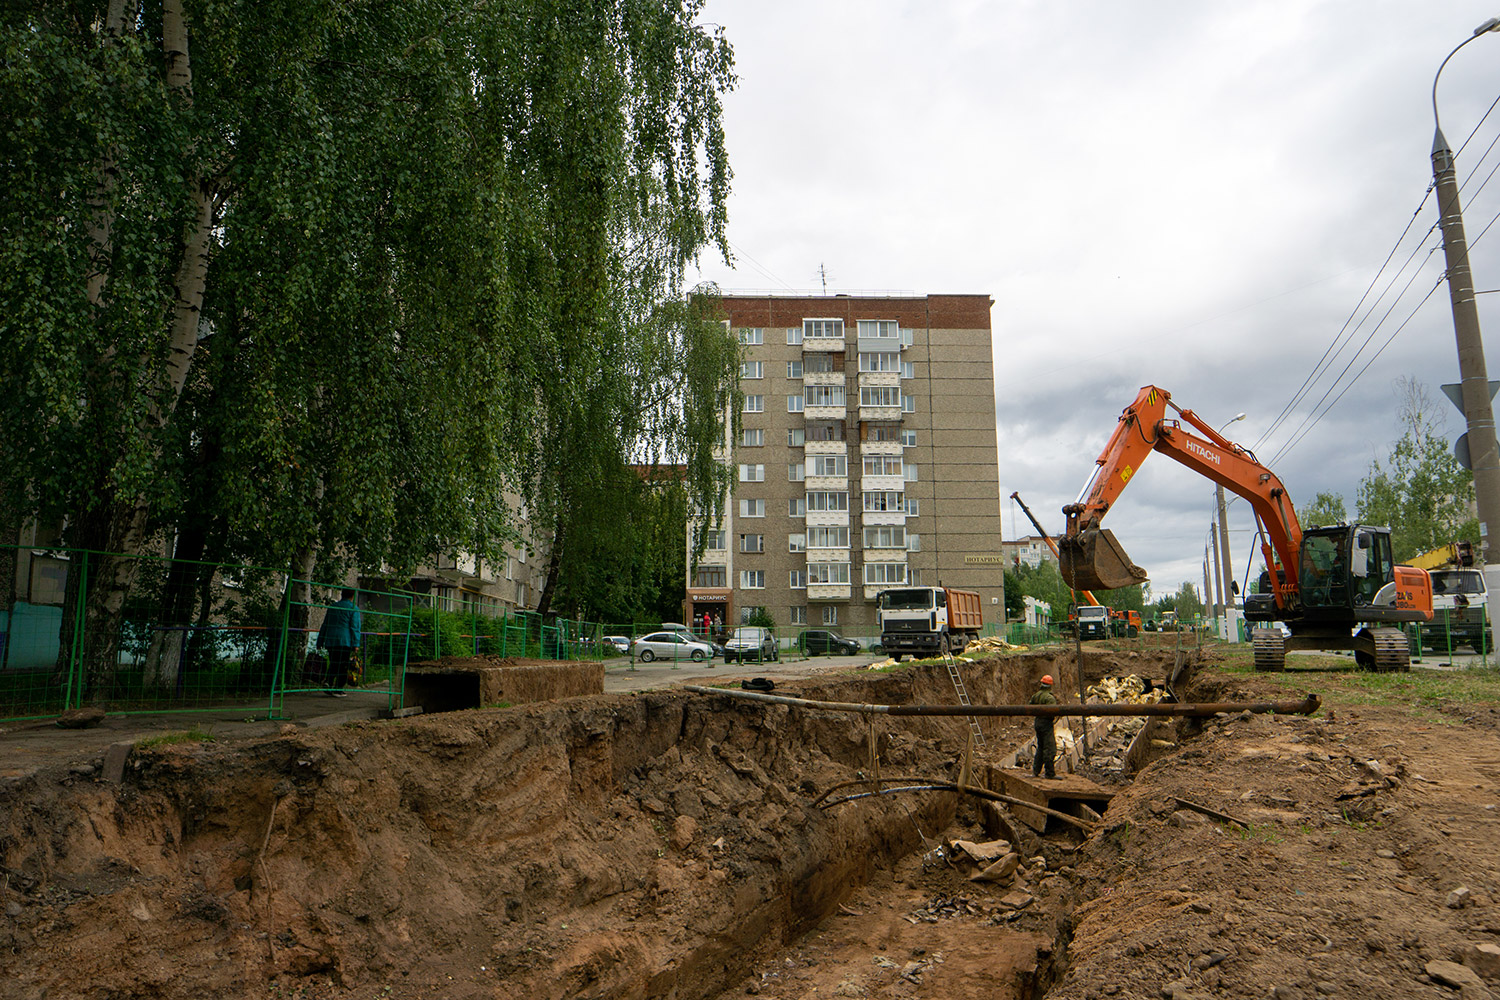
[797,629,860,655]
[723,626,779,663]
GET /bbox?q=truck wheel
[891,653,903,662]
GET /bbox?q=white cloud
[694,0,1500,592]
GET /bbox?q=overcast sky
[688,0,1500,601]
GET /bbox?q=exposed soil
[2,643,1497,1000]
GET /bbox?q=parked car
[602,635,631,655]
[797,629,860,655]
[631,632,713,662]
[665,629,724,657]
[723,626,779,663]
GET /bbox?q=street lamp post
[1433,18,1500,597]
[1216,413,1246,643]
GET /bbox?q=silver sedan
[631,632,714,662]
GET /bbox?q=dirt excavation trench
[4,647,1500,1000]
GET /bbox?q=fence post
[65,550,90,710]
[269,573,293,718]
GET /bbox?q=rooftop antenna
[817,263,828,294]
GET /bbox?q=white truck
[877,586,983,660]
[1426,567,1490,652]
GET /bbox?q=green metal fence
[0,546,611,723]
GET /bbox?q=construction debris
[1087,674,1166,705]
[962,635,1026,653]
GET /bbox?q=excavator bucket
[1058,528,1149,591]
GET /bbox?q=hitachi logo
[1187,440,1221,465]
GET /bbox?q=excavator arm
[1059,386,1305,611]
[1009,492,1101,607]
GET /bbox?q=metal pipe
[682,685,1319,717]
[816,782,1097,832]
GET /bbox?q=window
[863,491,905,512]
[744,395,763,413]
[704,530,726,550]
[787,327,803,345]
[863,526,906,549]
[905,498,920,516]
[859,386,901,408]
[901,327,914,347]
[740,569,765,589]
[806,491,849,512]
[741,428,763,447]
[822,606,839,625]
[789,570,806,590]
[788,395,804,413]
[738,328,764,345]
[901,394,916,413]
[788,533,806,552]
[741,360,763,379]
[803,354,836,374]
[902,430,917,447]
[806,420,845,441]
[901,360,915,379]
[811,455,847,477]
[864,562,908,585]
[909,568,922,585]
[739,464,765,482]
[788,428,805,447]
[857,319,898,340]
[807,562,851,584]
[694,566,726,588]
[790,605,807,624]
[907,534,921,552]
[863,455,903,476]
[904,464,918,482]
[807,526,849,548]
[788,497,806,518]
[506,557,514,581]
[805,385,845,408]
[787,360,803,378]
[739,499,765,517]
[804,318,844,340]
[858,352,901,373]
[740,533,763,553]
[740,607,755,624]
[516,582,527,606]
[866,424,900,442]
[789,462,805,482]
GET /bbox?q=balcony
[862,507,907,527]
[808,583,852,601]
[861,474,904,493]
[804,371,844,387]
[805,474,848,492]
[805,404,845,420]
[860,438,901,457]
[805,508,850,528]
[805,440,847,457]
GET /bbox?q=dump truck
[1059,384,1432,672]
[877,585,983,659]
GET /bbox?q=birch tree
[1,0,737,694]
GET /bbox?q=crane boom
[1009,492,1102,607]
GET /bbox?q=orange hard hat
[1040,674,1054,686]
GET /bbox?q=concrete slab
[985,765,1114,833]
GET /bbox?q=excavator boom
[1060,386,1304,611]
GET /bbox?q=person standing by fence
[317,589,361,698]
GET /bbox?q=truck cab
[877,586,982,659]
[1426,567,1490,652]
[1074,604,1109,639]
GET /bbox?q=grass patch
[136,726,215,748]
[1211,647,1500,711]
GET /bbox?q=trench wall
[0,651,1108,1000]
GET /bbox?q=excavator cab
[1297,525,1402,614]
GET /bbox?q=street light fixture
[1216,413,1246,642]
[1432,19,1500,586]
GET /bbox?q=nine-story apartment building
[686,294,1005,638]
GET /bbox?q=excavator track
[1370,627,1410,673]
[1251,627,1286,672]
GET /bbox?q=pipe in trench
[683,685,1320,718]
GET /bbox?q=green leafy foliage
[1299,491,1348,529]
[1356,380,1476,562]
[1,2,739,671]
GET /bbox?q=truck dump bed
[944,588,983,631]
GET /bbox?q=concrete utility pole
[1216,413,1245,643]
[1209,523,1224,631]
[1432,19,1500,589]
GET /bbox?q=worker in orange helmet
[1030,674,1058,779]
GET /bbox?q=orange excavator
[1058,385,1432,672]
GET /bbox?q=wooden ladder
[943,651,986,750]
